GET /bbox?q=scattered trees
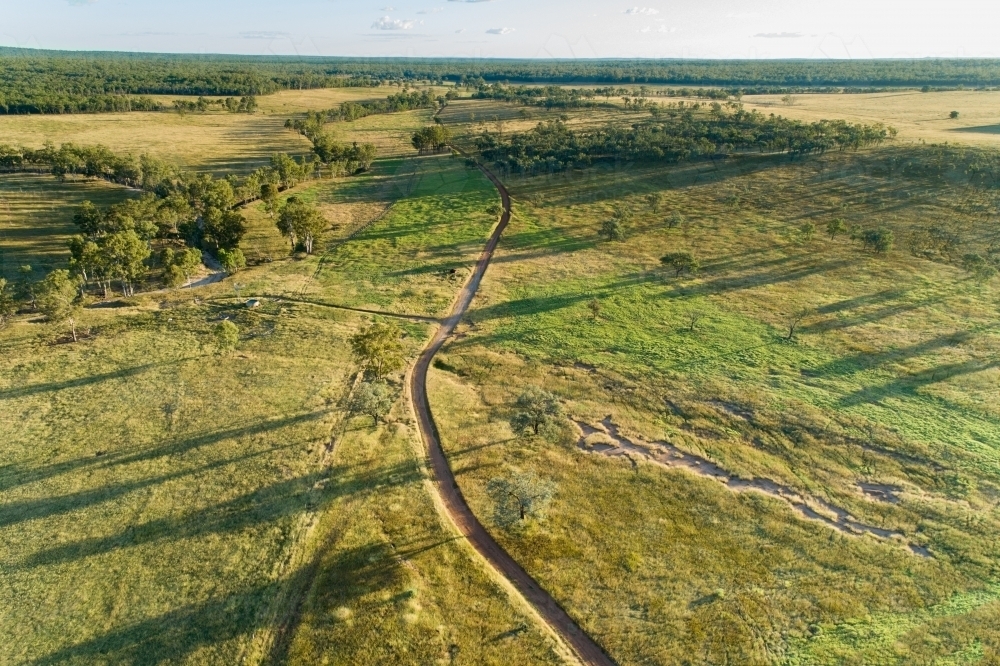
[350,381,394,425]
[276,197,327,254]
[350,322,405,380]
[487,471,556,528]
[509,387,563,436]
[660,251,700,277]
[37,269,80,341]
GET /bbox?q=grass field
[7,84,1000,665]
[422,113,1000,662]
[0,173,136,280]
[0,145,560,664]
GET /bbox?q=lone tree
[277,197,327,254]
[684,310,704,332]
[646,192,664,214]
[860,227,894,255]
[509,386,563,436]
[799,222,816,241]
[667,211,684,229]
[412,125,451,152]
[37,269,80,342]
[660,251,700,277]
[785,307,811,341]
[486,471,556,528]
[950,110,960,119]
[587,298,601,320]
[214,320,239,352]
[600,218,626,242]
[350,381,394,426]
[350,321,405,380]
[826,218,847,239]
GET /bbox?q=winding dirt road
[408,164,616,666]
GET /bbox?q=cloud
[754,32,803,38]
[624,7,659,15]
[381,5,395,10]
[486,27,515,34]
[372,16,415,29]
[241,31,290,39]
[418,7,444,13]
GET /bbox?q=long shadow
[0,410,326,495]
[810,331,974,378]
[12,459,422,572]
[0,443,297,530]
[464,274,647,324]
[0,359,188,401]
[815,289,910,315]
[802,295,946,334]
[838,359,999,407]
[661,258,854,299]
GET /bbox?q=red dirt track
[408,163,616,666]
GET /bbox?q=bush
[214,320,239,352]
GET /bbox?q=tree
[350,321,405,380]
[667,211,684,229]
[826,218,847,239]
[860,227,894,255]
[961,253,998,283]
[412,125,451,152]
[646,192,664,213]
[350,381,394,425]
[163,247,203,287]
[277,197,327,254]
[509,387,563,436]
[785,307,811,341]
[260,183,279,217]
[37,269,80,341]
[100,230,150,297]
[600,218,626,242]
[684,310,704,332]
[660,251,699,277]
[73,201,104,239]
[0,278,15,328]
[487,201,504,217]
[214,320,239,352]
[487,472,556,528]
[218,248,247,275]
[950,110,960,119]
[799,222,815,241]
[203,208,247,251]
[587,298,601,320]
[16,265,37,309]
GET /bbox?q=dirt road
[408,163,616,666]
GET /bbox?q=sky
[2,0,999,59]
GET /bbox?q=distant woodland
[4,47,1000,114]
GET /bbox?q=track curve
[408,163,616,666]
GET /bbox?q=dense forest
[4,48,1000,114]
[475,107,895,174]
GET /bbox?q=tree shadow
[837,359,999,407]
[809,331,974,378]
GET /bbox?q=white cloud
[418,7,445,13]
[754,32,804,38]
[657,25,676,33]
[381,6,395,11]
[372,16,415,29]
[486,27,515,34]
[624,7,659,15]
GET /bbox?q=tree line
[8,49,1000,114]
[475,107,895,175]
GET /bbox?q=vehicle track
[408,162,616,666]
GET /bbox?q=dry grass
[742,90,1000,148]
[0,173,136,280]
